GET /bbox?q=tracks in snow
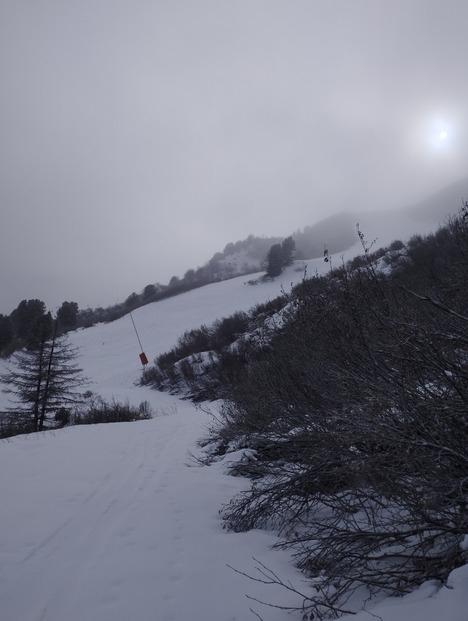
[1,411,204,621]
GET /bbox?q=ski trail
[0,410,209,621]
[0,406,303,621]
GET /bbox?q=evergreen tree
[10,299,50,347]
[266,243,284,277]
[281,236,296,265]
[1,322,87,433]
[266,237,296,277]
[125,292,140,310]
[27,311,53,350]
[57,301,79,332]
[142,284,157,301]
[0,315,13,353]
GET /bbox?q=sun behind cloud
[404,108,464,176]
[428,118,452,150]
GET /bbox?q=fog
[1,1,467,314]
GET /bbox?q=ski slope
[66,263,319,405]
[1,257,467,621]
[0,407,307,621]
[0,263,321,621]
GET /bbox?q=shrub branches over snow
[199,205,468,618]
[141,299,286,401]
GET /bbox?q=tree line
[0,299,78,355]
[0,227,316,360]
[0,240,283,358]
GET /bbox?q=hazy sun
[426,118,452,151]
[409,114,457,161]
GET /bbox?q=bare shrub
[73,396,153,425]
[205,206,468,618]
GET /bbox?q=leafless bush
[73,396,153,425]
[207,206,468,618]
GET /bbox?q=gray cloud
[1,0,467,314]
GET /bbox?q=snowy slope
[0,409,308,621]
[1,253,467,621]
[0,263,319,621]
[65,260,329,405]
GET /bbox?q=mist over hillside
[203,175,468,281]
[1,176,466,347]
[111,175,468,321]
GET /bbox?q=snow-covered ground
[1,253,467,621]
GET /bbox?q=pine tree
[10,299,50,347]
[281,236,296,266]
[0,314,13,353]
[1,322,87,434]
[57,301,79,333]
[266,243,284,277]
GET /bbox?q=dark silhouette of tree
[281,236,296,265]
[10,299,50,347]
[266,237,296,277]
[57,301,79,333]
[266,244,284,277]
[125,292,140,310]
[27,311,53,350]
[142,284,157,301]
[0,315,13,353]
[184,269,196,284]
[1,322,87,433]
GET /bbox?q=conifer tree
[266,243,284,277]
[1,322,87,434]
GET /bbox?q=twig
[401,287,468,323]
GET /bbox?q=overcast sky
[1,0,467,315]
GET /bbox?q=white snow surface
[1,257,467,621]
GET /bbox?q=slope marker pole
[129,312,148,366]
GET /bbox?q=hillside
[0,262,335,621]
[184,209,468,618]
[1,211,468,619]
[202,175,468,283]
[1,176,465,344]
